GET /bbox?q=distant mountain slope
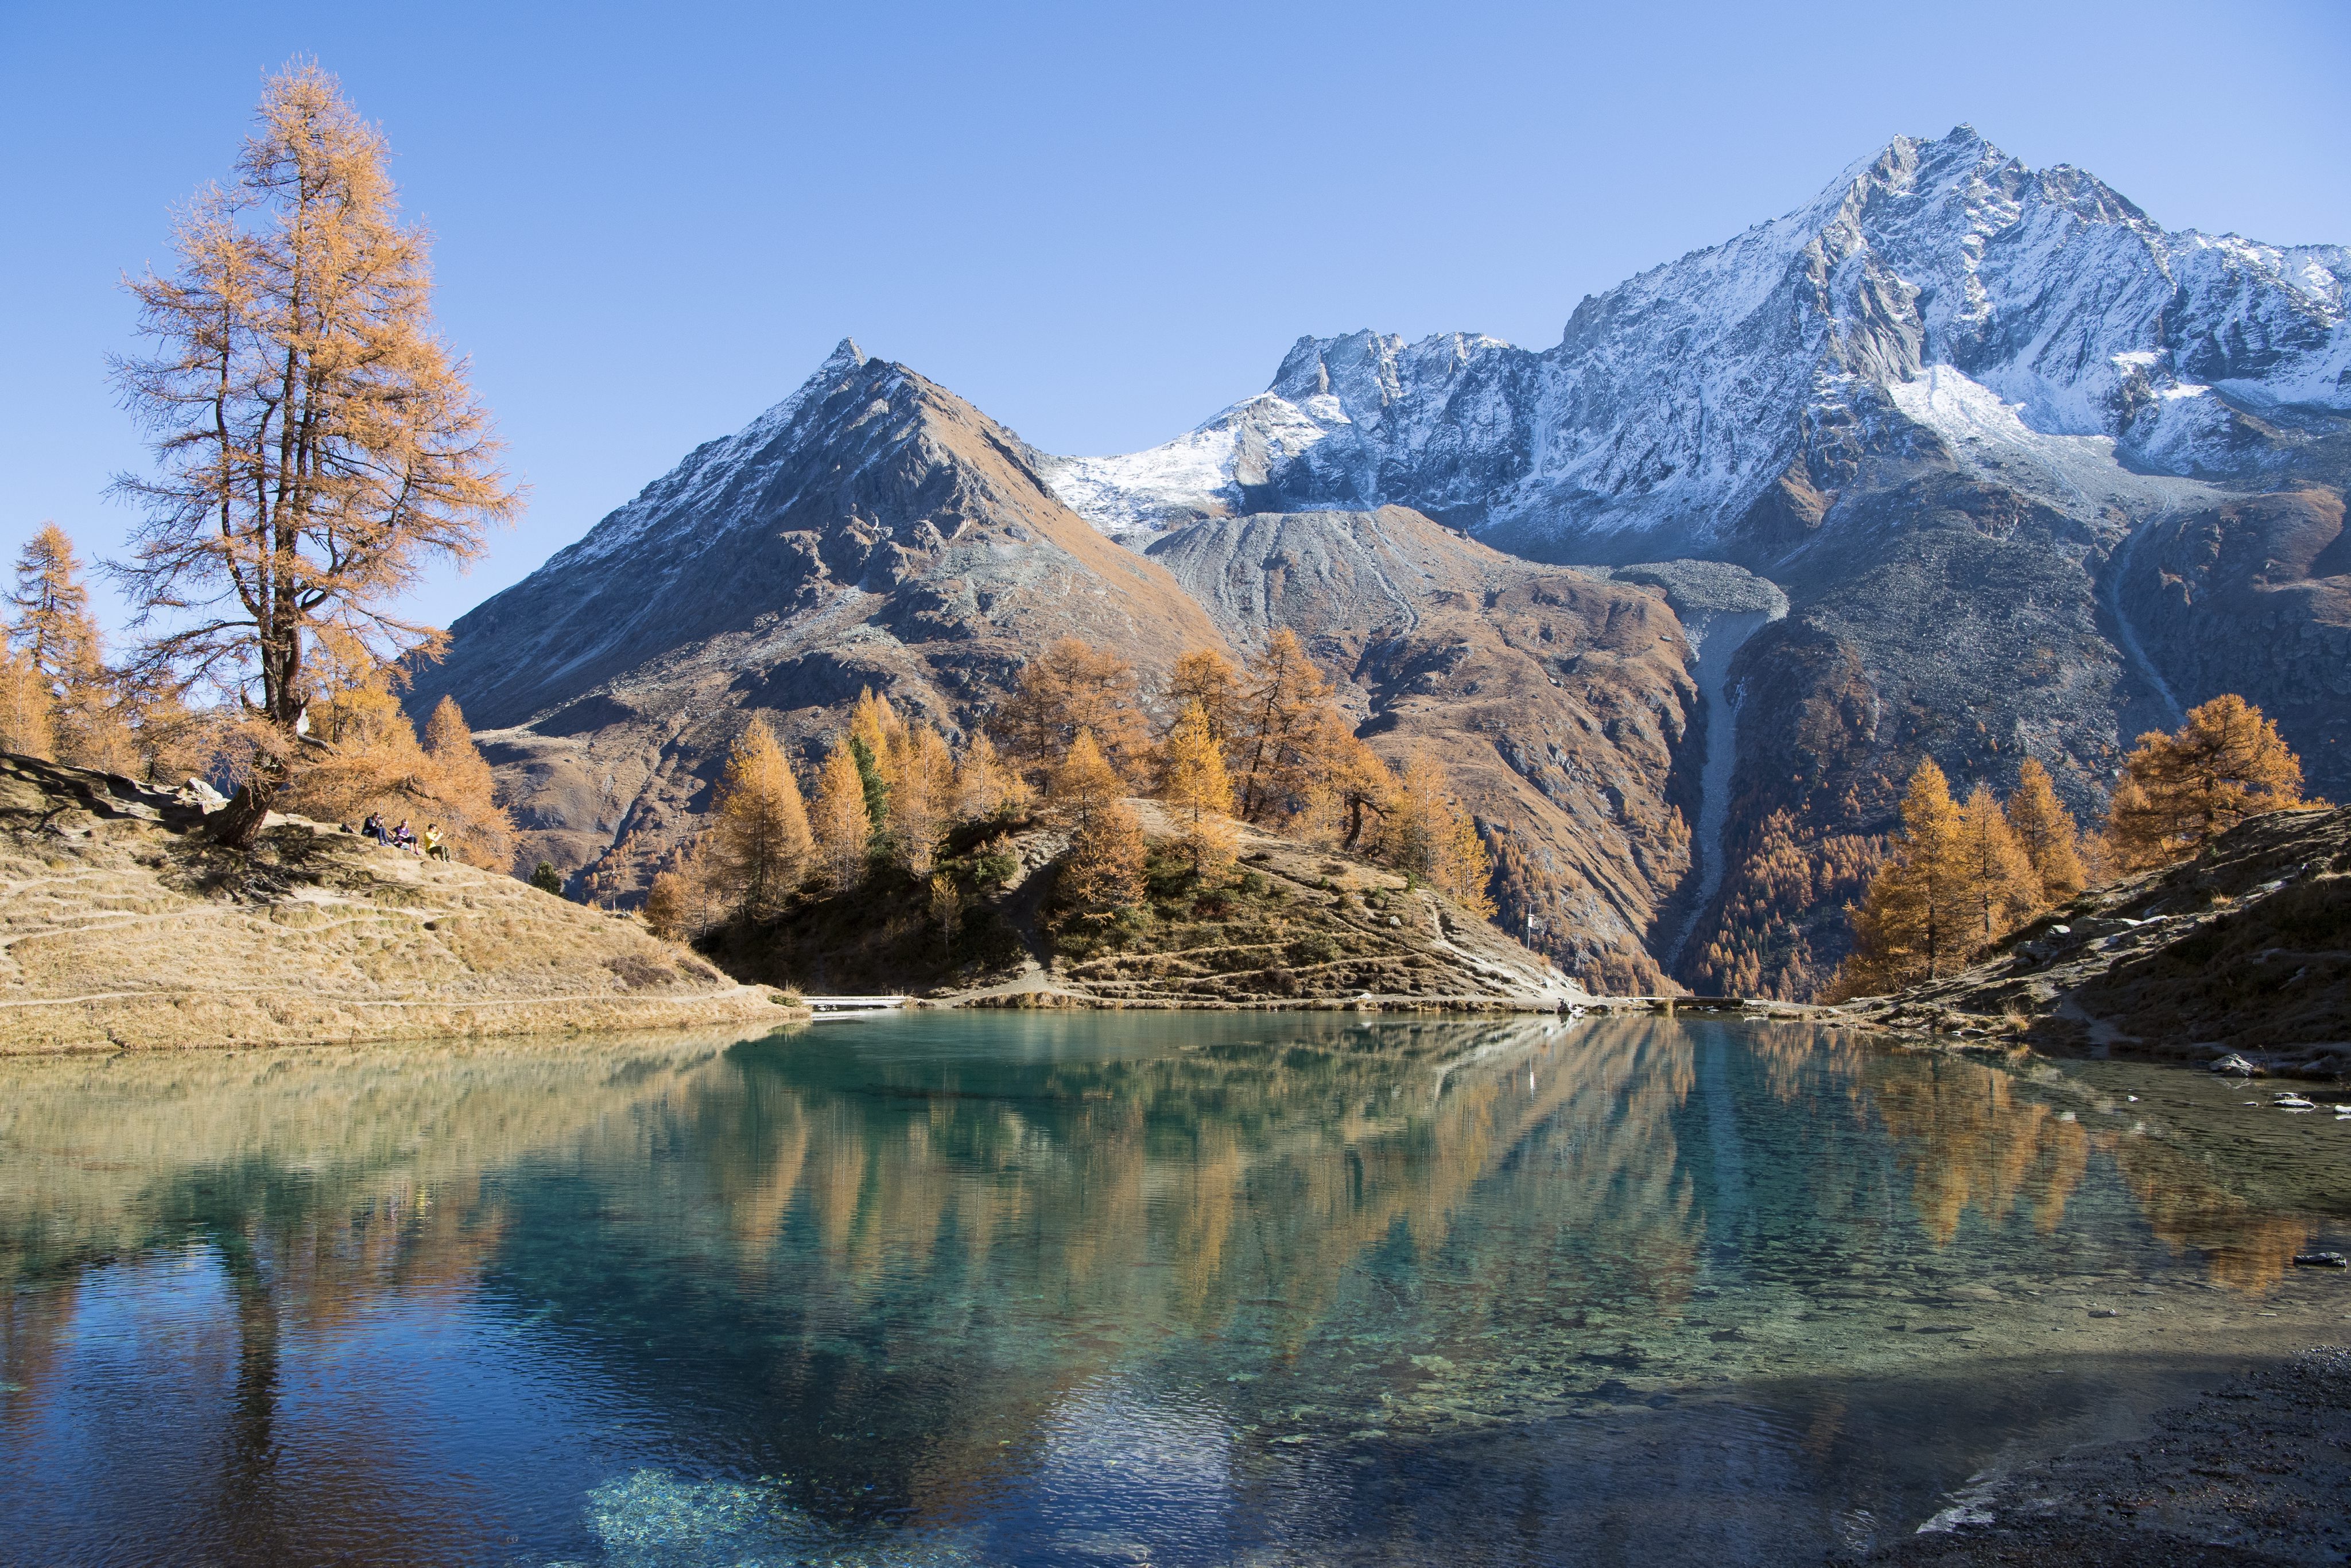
[1144,506,1708,993]
[408,343,1229,894]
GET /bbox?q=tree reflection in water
[0,1016,2337,1566]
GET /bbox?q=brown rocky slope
[1145,506,1705,993]
[0,755,796,1052]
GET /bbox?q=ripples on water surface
[1,1015,2344,1566]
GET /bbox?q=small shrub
[1287,934,1342,966]
[528,861,563,895]
[603,952,674,990]
[1238,870,1268,897]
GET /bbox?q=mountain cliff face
[408,343,1229,893]
[1045,126,2349,996]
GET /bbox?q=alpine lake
[2,1013,2345,1567]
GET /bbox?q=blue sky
[5,0,2347,635]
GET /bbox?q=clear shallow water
[1,1015,2345,1567]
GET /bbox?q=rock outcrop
[0,755,796,1052]
[1840,806,2350,1076]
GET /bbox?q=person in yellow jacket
[423,824,449,862]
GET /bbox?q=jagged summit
[538,337,871,580]
[1027,124,2346,997]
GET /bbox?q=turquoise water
[1,1015,2345,1566]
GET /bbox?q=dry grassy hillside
[0,755,797,1052]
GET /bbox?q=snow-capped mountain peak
[1042,127,2348,557]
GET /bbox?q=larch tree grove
[1302,711,1395,853]
[1838,759,1968,994]
[884,723,957,875]
[1047,728,1124,833]
[276,632,513,867]
[110,61,519,846]
[1381,750,1496,918]
[1954,783,2036,947]
[953,731,1026,821]
[810,744,872,888]
[417,697,509,865]
[992,638,1152,783]
[0,647,54,759]
[1163,649,1245,747]
[8,525,131,770]
[1059,800,1149,917]
[1233,628,1336,822]
[10,526,102,693]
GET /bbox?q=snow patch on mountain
[1890,364,2229,521]
[1037,393,1332,535]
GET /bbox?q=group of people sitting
[359,813,450,861]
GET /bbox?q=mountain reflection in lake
[2,1015,2343,1567]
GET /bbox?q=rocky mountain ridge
[1049,126,2346,555]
